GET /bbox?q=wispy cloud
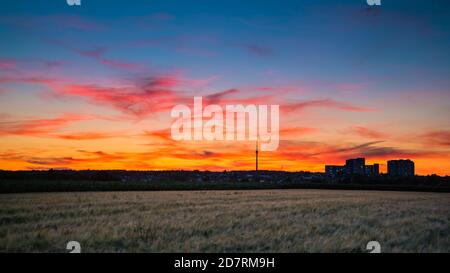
[0,14,105,31]
[0,114,90,137]
[346,126,386,139]
[420,130,450,147]
[49,41,145,71]
[279,127,319,137]
[239,44,273,57]
[282,99,374,113]
[55,132,119,140]
[51,76,181,118]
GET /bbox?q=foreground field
[0,189,448,252]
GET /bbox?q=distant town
[0,157,449,194]
[326,158,415,178]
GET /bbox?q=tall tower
[255,138,259,181]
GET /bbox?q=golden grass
[0,189,448,252]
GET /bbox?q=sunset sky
[0,0,449,175]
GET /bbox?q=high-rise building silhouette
[325,158,380,177]
[365,163,380,176]
[388,159,414,177]
[325,165,345,177]
[345,158,365,176]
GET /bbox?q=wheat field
[0,189,448,252]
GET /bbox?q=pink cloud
[75,46,144,71]
[0,59,17,70]
[421,130,450,147]
[279,127,319,137]
[52,76,181,117]
[0,75,58,85]
[282,99,374,113]
[49,41,145,72]
[0,14,104,31]
[0,114,90,137]
[346,126,386,139]
[0,57,66,71]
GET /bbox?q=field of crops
[0,189,448,252]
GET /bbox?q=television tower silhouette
[255,137,259,182]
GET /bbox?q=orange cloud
[55,132,119,140]
[279,127,319,139]
[421,130,450,147]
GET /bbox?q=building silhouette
[387,159,414,177]
[325,157,379,177]
[365,163,380,176]
[345,158,365,176]
[325,165,346,177]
